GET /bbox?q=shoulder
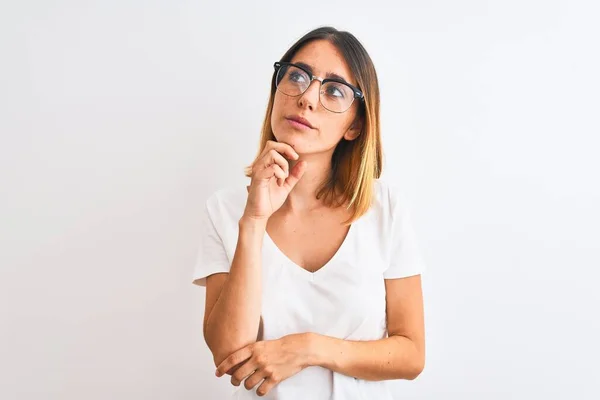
[204,184,247,222]
[372,178,409,219]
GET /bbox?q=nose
[297,79,321,111]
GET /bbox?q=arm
[203,216,266,367]
[308,274,425,380]
[218,274,426,393]
[202,141,305,369]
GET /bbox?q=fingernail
[215,369,220,377]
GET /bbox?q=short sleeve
[383,189,427,279]
[191,198,231,287]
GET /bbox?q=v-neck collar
[263,221,357,281]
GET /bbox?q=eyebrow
[295,62,351,85]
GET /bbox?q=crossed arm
[202,218,425,396]
[305,275,425,381]
[205,276,425,395]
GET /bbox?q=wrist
[302,332,327,368]
[237,216,267,250]
[239,215,268,232]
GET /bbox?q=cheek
[273,91,295,112]
[271,93,297,126]
[271,94,286,122]
[323,116,352,140]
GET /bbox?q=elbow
[204,333,238,368]
[208,342,241,369]
[204,331,256,369]
[405,354,425,380]
[203,329,230,368]
[211,341,258,370]
[212,350,230,369]
[389,335,425,380]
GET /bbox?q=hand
[243,140,307,222]
[215,333,313,397]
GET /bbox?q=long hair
[245,26,382,225]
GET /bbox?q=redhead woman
[193,26,427,399]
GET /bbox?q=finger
[260,140,299,161]
[271,164,286,180]
[272,164,286,187]
[255,162,287,182]
[263,140,300,160]
[244,369,267,391]
[220,355,249,377]
[230,360,258,387]
[256,377,277,397]
[253,150,288,180]
[216,347,252,377]
[232,369,252,387]
[261,149,289,177]
[226,362,244,377]
[283,160,307,190]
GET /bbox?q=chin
[273,133,300,150]
[273,126,304,147]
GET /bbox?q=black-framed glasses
[273,61,364,113]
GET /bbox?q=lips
[286,115,314,129]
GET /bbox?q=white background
[1,1,599,399]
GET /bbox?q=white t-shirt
[193,179,426,400]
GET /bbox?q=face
[270,40,362,154]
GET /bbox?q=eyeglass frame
[273,61,365,113]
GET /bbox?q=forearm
[307,333,425,381]
[204,217,266,365]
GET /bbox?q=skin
[204,40,425,397]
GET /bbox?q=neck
[283,151,333,213]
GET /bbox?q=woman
[193,26,427,399]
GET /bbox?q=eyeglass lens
[276,65,355,113]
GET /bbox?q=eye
[289,71,307,83]
[325,83,346,98]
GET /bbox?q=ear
[343,117,363,141]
